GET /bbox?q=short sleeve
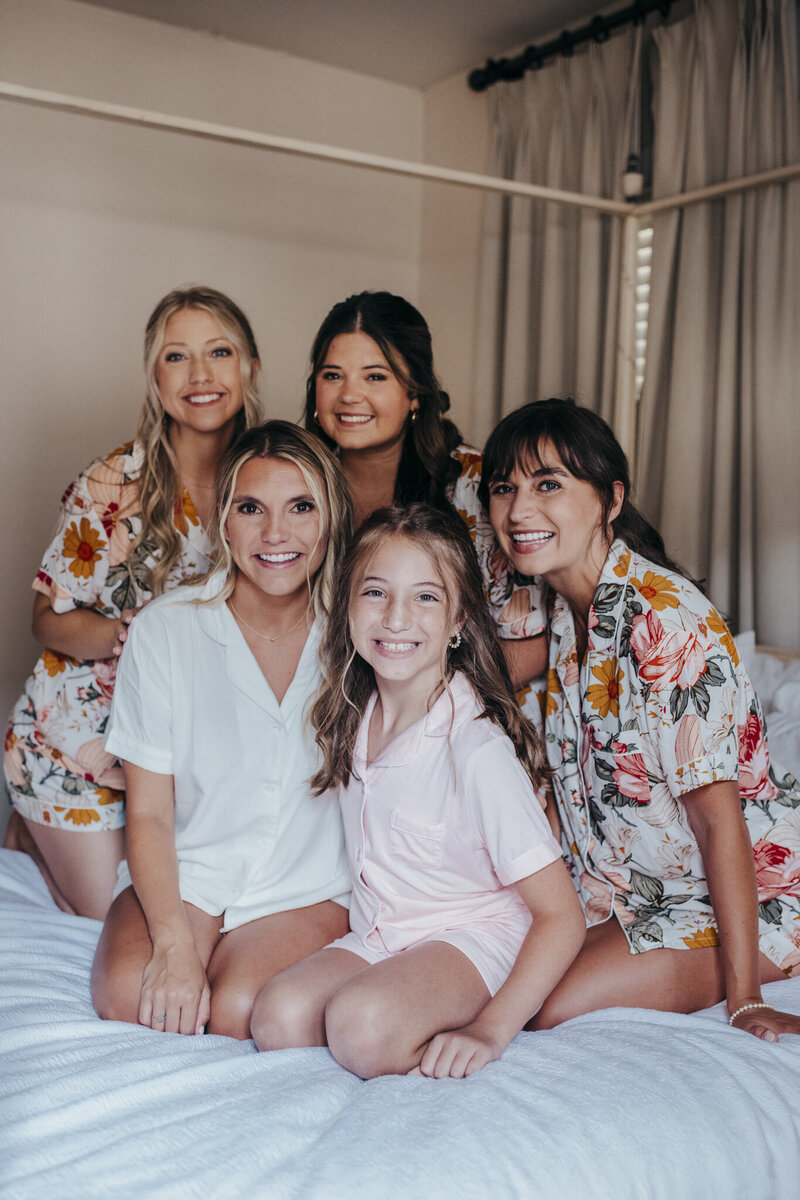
[627,600,743,798]
[104,609,174,774]
[34,448,140,616]
[450,447,547,641]
[464,735,561,885]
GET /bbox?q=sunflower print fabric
[4,442,213,831]
[544,540,800,975]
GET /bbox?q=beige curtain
[472,30,640,446]
[637,0,800,648]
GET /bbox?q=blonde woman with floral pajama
[482,398,800,1042]
[4,286,262,917]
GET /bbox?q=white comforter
[2,849,800,1200]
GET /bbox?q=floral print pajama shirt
[543,539,800,974]
[4,442,212,831]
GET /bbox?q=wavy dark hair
[310,503,550,796]
[479,397,687,577]
[303,292,463,510]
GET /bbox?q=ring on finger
[154,1014,165,1024]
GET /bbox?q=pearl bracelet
[728,1001,775,1026]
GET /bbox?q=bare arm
[684,779,800,1042]
[124,760,210,1035]
[32,591,136,661]
[501,634,547,689]
[417,858,586,1077]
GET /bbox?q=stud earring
[410,409,418,423]
[313,409,319,422]
[448,630,462,650]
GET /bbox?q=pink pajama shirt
[328,673,561,994]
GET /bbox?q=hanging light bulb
[623,151,644,199]
[623,24,645,201]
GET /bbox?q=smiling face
[224,456,326,605]
[314,331,418,455]
[488,440,622,600]
[155,307,246,437]
[349,535,455,700]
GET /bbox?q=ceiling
[76,0,610,89]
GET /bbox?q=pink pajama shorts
[326,912,532,997]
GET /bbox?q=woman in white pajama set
[91,422,352,1040]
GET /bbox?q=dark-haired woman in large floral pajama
[482,397,800,1042]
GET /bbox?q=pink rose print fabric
[544,540,800,975]
[4,442,213,832]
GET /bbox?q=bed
[3,636,800,1200]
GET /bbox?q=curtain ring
[590,16,609,43]
[522,45,543,72]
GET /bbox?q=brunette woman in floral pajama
[481,398,800,1042]
[4,287,262,918]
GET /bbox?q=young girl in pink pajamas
[251,504,585,1078]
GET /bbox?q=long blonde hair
[136,285,263,595]
[203,421,352,621]
[310,504,550,794]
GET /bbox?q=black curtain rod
[468,0,671,91]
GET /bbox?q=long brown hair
[137,285,263,594]
[303,292,463,510]
[310,503,549,794]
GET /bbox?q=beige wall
[0,0,495,838]
[0,0,437,826]
[419,72,489,445]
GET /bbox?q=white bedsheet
[736,632,800,781]
[2,849,799,1200]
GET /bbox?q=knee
[207,980,256,1041]
[90,958,140,1025]
[528,988,576,1031]
[324,985,396,1079]
[250,976,320,1051]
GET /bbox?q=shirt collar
[550,538,630,636]
[597,539,632,592]
[354,671,480,770]
[196,574,321,660]
[195,572,235,644]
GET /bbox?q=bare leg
[7,814,123,920]
[251,946,371,1050]
[531,917,786,1029]
[2,809,27,851]
[91,886,221,1026]
[325,941,491,1079]
[3,811,77,912]
[207,899,350,1040]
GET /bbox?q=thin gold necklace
[228,600,309,643]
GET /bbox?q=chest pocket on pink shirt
[389,809,445,870]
